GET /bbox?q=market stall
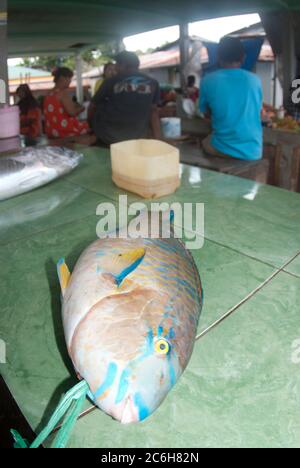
[0,145,300,447]
[1,0,300,449]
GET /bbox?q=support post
[116,38,125,54]
[76,53,84,104]
[0,0,8,105]
[272,56,278,108]
[179,22,189,92]
[282,13,296,108]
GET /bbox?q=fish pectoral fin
[57,258,71,296]
[109,247,145,286]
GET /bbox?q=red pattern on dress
[44,90,89,138]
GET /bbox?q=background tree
[19,40,121,72]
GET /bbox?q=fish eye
[155,339,170,355]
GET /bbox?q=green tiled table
[284,255,300,278]
[0,147,300,448]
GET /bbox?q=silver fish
[0,146,83,201]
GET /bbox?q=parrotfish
[57,214,203,424]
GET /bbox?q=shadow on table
[37,240,95,434]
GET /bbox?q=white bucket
[161,117,181,139]
[0,105,20,139]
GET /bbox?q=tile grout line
[54,181,300,276]
[0,177,87,214]
[64,178,139,203]
[1,183,298,275]
[282,269,300,280]
[42,174,300,273]
[51,405,97,435]
[0,183,137,248]
[198,234,285,271]
[195,250,300,342]
[55,253,300,430]
[2,157,298,432]
[1,192,297,278]
[0,212,97,248]
[65,180,300,275]
[282,251,300,278]
[51,254,300,430]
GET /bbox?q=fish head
[112,328,181,424]
[38,147,83,170]
[71,289,183,424]
[90,327,181,424]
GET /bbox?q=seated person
[200,37,263,161]
[88,51,161,145]
[93,62,116,96]
[16,84,42,139]
[44,67,89,139]
[186,75,199,103]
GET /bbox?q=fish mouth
[119,397,139,424]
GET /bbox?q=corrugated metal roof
[8,1,300,56]
[139,41,273,70]
[228,21,266,37]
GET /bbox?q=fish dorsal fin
[99,248,145,286]
[57,258,71,296]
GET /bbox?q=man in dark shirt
[287,75,300,122]
[89,51,162,145]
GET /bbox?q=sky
[8,13,260,65]
[124,13,260,52]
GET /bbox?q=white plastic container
[161,117,181,139]
[111,139,180,199]
[0,105,20,139]
[276,106,285,120]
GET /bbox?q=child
[16,84,42,139]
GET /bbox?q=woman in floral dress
[44,67,90,139]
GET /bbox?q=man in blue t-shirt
[200,37,263,161]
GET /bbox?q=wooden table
[263,127,300,192]
[181,118,300,192]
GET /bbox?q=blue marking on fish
[144,329,154,355]
[115,368,131,404]
[115,256,145,286]
[96,251,106,257]
[133,329,154,367]
[176,278,198,299]
[144,239,183,255]
[168,358,176,387]
[134,392,150,421]
[155,266,168,273]
[94,362,118,399]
